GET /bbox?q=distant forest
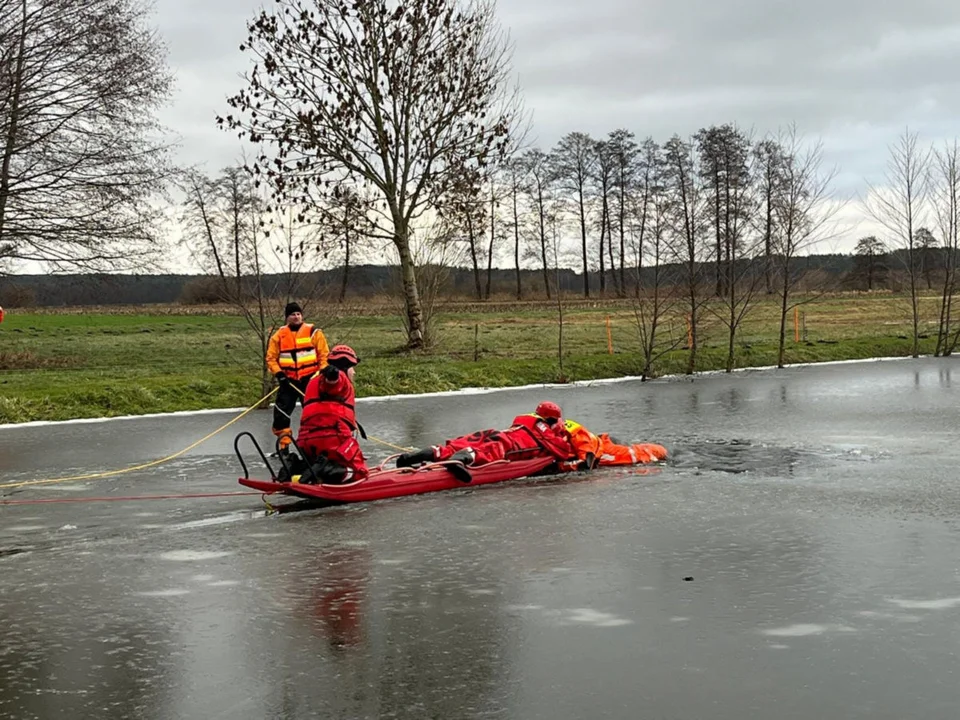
[0,250,931,308]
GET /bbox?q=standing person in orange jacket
[265,302,330,454]
[558,417,668,470]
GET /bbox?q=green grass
[0,292,948,423]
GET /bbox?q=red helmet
[327,344,360,369]
[535,401,562,420]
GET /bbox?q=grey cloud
[500,0,960,166]
[152,0,960,201]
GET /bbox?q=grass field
[0,291,950,424]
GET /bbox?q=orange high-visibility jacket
[561,419,668,468]
[266,323,330,380]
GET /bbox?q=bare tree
[550,131,596,297]
[930,140,960,355]
[695,124,753,303]
[220,0,521,349]
[608,129,638,296]
[485,171,506,299]
[0,0,173,271]
[442,168,487,300]
[630,138,659,296]
[308,186,378,302]
[696,125,761,372]
[179,166,275,394]
[864,129,930,358]
[633,151,683,379]
[753,138,789,293]
[663,134,708,375]
[768,127,842,368]
[504,156,524,299]
[593,137,616,295]
[517,147,554,298]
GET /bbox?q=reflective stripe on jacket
[266,323,328,380]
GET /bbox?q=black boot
[448,448,476,466]
[445,448,475,483]
[275,453,305,482]
[301,457,349,485]
[396,447,435,468]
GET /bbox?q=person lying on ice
[278,344,367,485]
[395,401,575,482]
[557,417,669,470]
[395,401,668,480]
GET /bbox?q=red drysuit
[296,366,368,482]
[431,413,574,466]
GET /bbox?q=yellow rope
[368,436,414,453]
[2,375,415,492]
[0,387,279,491]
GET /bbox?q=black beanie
[284,302,302,318]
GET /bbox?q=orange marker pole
[606,315,613,354]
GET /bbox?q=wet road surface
[2,357,960,719]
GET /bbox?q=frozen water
[2,357,960,720]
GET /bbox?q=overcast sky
[153,0,960,261]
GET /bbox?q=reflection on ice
[560,608,633,627]
[761,623,855,637]
[887,597,960,610]
[157,550,232,561]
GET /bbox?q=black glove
[577,452,597,471]
[275,371,289,386]
[322,364,341,381]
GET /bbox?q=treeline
[2,251,937,308]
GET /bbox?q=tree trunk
[466,214,482,300]
[777,259,790,368]
[537,189,550,300]
[607,227,617,296]
[686,279,697,375]
[512,181,521,300]
[339,227,350,302]
[618,184,626,297]
[598,196,607,296]
[486,182,495,299]
[764,185,773,294]
[714,184,722,297]
[394,222,424,349]
[578,184,589,297]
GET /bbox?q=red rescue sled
[238,453,558,504]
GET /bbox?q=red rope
[0,491,263,506]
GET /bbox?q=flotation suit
[297,369,367,480]
[560,419,668,469]
[267,323,325,380]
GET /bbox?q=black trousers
[272,376,312,432]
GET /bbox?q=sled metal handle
[234,431,277,480]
